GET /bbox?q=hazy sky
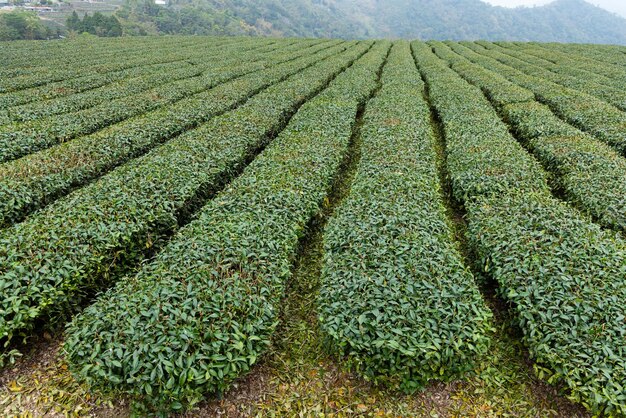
[481,0,626,17]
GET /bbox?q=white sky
[480,0,626,17]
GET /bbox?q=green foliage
[0,40,342,227]
[63,41,389,414]
[106,0,626,44]
[3,0,626,42]
[429,41,535,107]
[431,41,626,233]
[467,193,626,417]
[460,41,626,156]
[0,36,625,417]
[115,0,365,38]
[492,41,626,111]
[503,102,626,233]
[5,59,201,123]
[318,41,492,391]
[0,40,355,349]
[412,43,549,204]
[544,42,626,69]
[66,11,122,37]
[0,37,238,94]
[413,40,626,417]
[0,10,53,41]
[0,38,274,163]
[0,37,250,119]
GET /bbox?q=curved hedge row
[0,37,235,93]
[0,38,249,112]
[0,40,203,94]
[466,193,626,417]
[63,41,390,414]
[503,102,626,233]
[516,42,626,81]
[2,39,297,124]
[0,36,206,73]
[0,39,180,79]
[0,41,370,362]
[431,41,626,233]
[0,41,346,228]
[459,41,626,156]
[429,42,534,106]
[411,49,549,204]
[500,43,626,95]
[0,39,303,162]
[2,61,202,125]
[413,41,626,417]
[318,41,492,391]
[0,56,191,112]
[485,42,626,112]
[0,36,218,73]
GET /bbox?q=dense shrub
[66,11,123,38]
[0,11,53,41]
[318,41,492,391]
[495,42,626,104]
[2,38,295,123]
[0,40,345,227]
[0,41,362,348]
[413,40,626,417]
[431,41,626,233]
[0,36,232,93]
[64,41,389,414]
[485,41,626,111]
[0,38,294,162]
[467,193,626,416]
[459,41,626,156]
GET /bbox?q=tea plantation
[0,36,625,417]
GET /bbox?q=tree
[107,15,122,36]
[66,12,123,37]
[0,11,51,41]
[66,10,80,32]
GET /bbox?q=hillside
[335,0,626,43]
[116,0,626,43]
[2,36,626,417]
[5,0,625,43]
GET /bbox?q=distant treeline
[2,0,626,44]
[113,0,361,37]
[112,0,244,36]
[66,11,122,37]
[0,10,59,41]
[112,0,626,44]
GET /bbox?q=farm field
[0,36,625,417]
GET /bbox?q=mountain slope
[119,0,626,44]
[332,0,626,43]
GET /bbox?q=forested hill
[339,0,626,43]
[119,0,626,44]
